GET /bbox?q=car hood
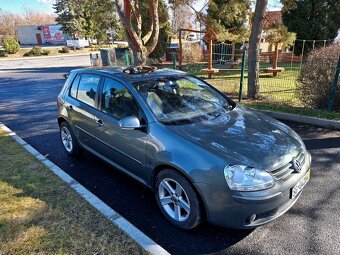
[166,106,304,170]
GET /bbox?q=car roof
[71,67,187,83]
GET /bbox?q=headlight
[224,165,274,191]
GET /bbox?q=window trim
[69,73,81,99]
[97,76,147,124]
[69,73,102,109]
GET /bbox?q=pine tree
[54,0,122,42]
[207,0,250,42]
[281,0,340,54]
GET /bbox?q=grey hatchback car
[57,67,311,229]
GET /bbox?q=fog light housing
[247,214,257,224]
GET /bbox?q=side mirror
[118,116,143,130]
[63,73,69,79]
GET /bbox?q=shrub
[42,49,50,55]
[182,43,203,63]
[59,46,70,53]
[23,46,50,57]
[0,50,7,57]
[297,43,340,110]
[3,37,20,54]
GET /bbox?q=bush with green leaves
[297,43,340,110]
[24,46,50,57]
[3,37,20,54]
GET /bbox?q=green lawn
[155,62,340,120]
[0,129,146,255]
[239,101,340,121]
[158,62,303,106]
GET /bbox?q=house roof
[263,11,282,29]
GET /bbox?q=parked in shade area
[57,67,311,229]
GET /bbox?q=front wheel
[60,122,79,157]
[155,169,203,230]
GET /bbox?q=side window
[101,78,139,120]
[70,74,80,98]
[77,74,100,107]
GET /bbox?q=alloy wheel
[61,126,73,152]
[158,178,191,222]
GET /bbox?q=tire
[155,169,203,230]
[59,121,80,157]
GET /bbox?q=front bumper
[195,153,311,229]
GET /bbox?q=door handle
[96,119,104,127]
[68,105,73,111]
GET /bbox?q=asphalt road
[1,56,340,255]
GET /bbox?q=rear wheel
[155,169,203,229]
[60,122,79,157]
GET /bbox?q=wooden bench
[201,68,220,78]
[200,67,285,78]
[263,67,285,77]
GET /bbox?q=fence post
[238,46,247,102]
[327,56,340,112]
[125,50,130,66]
[172,52,177,69]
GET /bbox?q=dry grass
[0,129,146,255]
[0,47,99,59]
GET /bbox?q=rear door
[66,73,101,148]
[92,77,148,181]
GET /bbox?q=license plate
[291,170,310,199]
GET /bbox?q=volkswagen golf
[57,66,311,229]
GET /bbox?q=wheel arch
[151,164,207,220]
[58,116,67,126]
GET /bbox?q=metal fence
[175,39,339,111]
[92,39,340,111]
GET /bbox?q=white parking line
[0,122,170,255]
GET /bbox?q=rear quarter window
[69,74,81,98]
[76,74,101,107]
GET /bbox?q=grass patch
[240,101,340,121]
[0,129,146,254]
[173,62,304,106]
[0,47,99,58]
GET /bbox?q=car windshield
[132,76,233,125]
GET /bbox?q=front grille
[269,151,306,181]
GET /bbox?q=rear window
[76,74,100,107]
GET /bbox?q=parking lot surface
[1,56,340,254]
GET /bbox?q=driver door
[92,77,148,181]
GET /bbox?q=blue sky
[0,0,282,14]
[0,0,54,13]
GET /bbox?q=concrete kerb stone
[257,110,340,131]
[0,122,170,255]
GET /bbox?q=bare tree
[21,8,56,25]
[247,0,268,99]
[172,4,194,33]
[115,0,159,65]
[0,9,55,41]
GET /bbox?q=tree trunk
[115,0,159,66]
[247,0,268,99]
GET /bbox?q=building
[16,24,70,45]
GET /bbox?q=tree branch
[115,0,143,52]
[145,0,159,53]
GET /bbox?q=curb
[257,109,340,131]
[0,123,170,255]
[0,52,98,61]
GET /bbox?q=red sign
[42,25,64,42]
